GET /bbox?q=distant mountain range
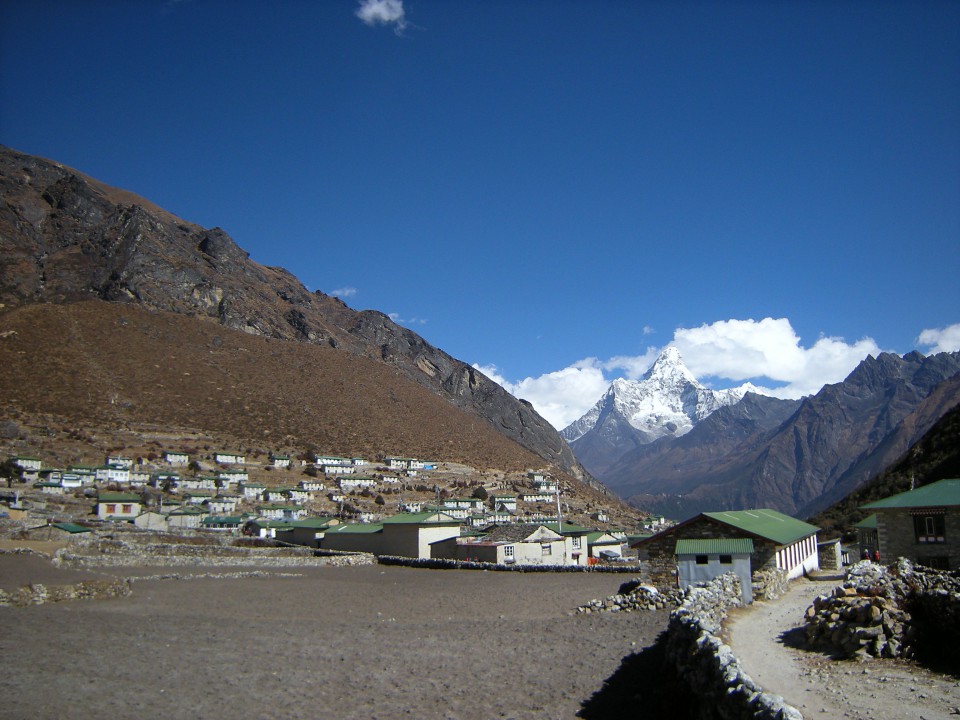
[0,145,590,484]
[564,347,960,519]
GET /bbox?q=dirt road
[725,574,960,720]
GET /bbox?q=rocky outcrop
[0,145,585,478]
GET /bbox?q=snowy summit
[561,347,761,444]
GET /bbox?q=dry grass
[0,300,547,472]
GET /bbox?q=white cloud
[388,312,427,326]
[672,318,882,398]
[355,0,407,34]
[483,317,887,430]
[474,360,610,431]
[330,287,357,299]
[601,348,661,380]
[917,323,960,354]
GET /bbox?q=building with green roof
[96,492,142,521]
[632,508,820,597]
[860,478,960,570]
[319,511,462,559]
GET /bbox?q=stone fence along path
[726,571,960,720]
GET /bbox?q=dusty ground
[726,573,960,720]
[0,555,669,720]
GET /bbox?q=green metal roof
[853,513,878,529]
[287,516,338,529]
[860,479,960,510]
[324,523,383,534]
[97,493,141,503]
[52,522,92,534]
[675,538,754,556]
[381,511,459,525]
[702,509,818,545]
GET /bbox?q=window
[695,555,708,565]
[917,556,950,571]
[572,536,581,549]
[913,514,946,543]
[719,555,733,565]
[542,544,552,556]
[105,504,116,514]
[504,545,514,559]
[122,504,132,513]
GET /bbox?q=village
[1,449,671,565]
[4,448,959,585]
[3,449,960,720]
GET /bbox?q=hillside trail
[724,572,960,720]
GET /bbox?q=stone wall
[875,509,960,570]
[52,536,374,569]
[0,578,132,607]
[662,573,803,720]
[804,559,960,661]
[377,555,642,573]
[752,567,790,601]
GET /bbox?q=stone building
[860,478,960,570]
[632,508,819,594]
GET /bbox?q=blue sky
[2,0,959,428]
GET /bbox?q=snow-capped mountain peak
[560,347,754,443]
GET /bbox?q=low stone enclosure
[376,555,643,573]
[49,530,375,569]
[803,559,960,665]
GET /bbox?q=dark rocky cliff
[0,145,586,480]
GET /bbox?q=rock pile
[0,579,132,607]
[803,584,911,659]
[576,578,685,614]
[803,559,960,660]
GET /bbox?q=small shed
[675,537,754,603]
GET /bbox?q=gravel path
[725,574,960,720]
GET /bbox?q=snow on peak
[561,348,752,443]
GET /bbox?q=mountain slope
[606,351,960,518]
[561,347,756,476]
[0,145,584,480]
[810,382,960,534]
[0,300,549,471]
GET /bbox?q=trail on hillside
[725,573,960,720]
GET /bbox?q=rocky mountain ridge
[602,350,960,518]
[0,145,586,482]
[561,346,758,477]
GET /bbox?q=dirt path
[725,574,960,720]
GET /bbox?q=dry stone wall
[803,559,960,661]
[663,573,803,720]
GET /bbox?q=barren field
[0,555,668,720]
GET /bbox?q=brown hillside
[0,300,544,471]
[0,144,584,478]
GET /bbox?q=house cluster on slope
[8,453,635,567]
